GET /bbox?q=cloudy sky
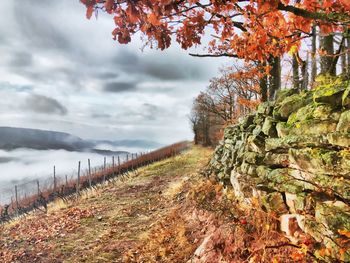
[0,0,229,144]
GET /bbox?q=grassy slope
[0,146,212,262]
[0,146,311,263]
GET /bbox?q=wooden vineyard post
[37,180,40,196]
[15,185,19,216]
[76,161,81,196]
[131,153,134,170]
[53,166,57,193]
[112,156,115,176]
[88,159,92,188]
[117,156,121,176]
[103,157,106,183]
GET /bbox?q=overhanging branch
[189,53,238,58]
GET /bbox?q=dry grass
[0,145,315,263]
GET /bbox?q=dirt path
[0,146,212,263]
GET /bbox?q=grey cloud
[138,103,160,120]
[143,64,187,80]
[8,52,33,68]
[111,50,204,81]
[14,2,71,52]
[90,113,112,119]
[23,94,68,115]
[113,50,139,66]
[96,72,120,79]
[103,82,138,93]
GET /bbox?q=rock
[262,117,277,137]
[265,135,328,151]
[273,93,310,120]
[287,104,335,126]
[276,122,289,137]
[247,134,265,153]
[239,114,255,129]
[264,168,315,194]
[241,151,264,165]
[275,88,299,104]
[263,152,289,167]
[230,170,258,204]
[261,192,288,214]
[327,132,350,147]
[288,148,334,175]
[255,165,270,178]
[257,101,274,116]
[209,77,350,257]
[316,201,350,232]
[342,84,350,107]
[336,110,350,132]
[278,120,337,137]
[285,192,307,213]
[313,80,348,106]
[239,162,258,177]
[280,214,306,243]
[285,193,298,213]
[295,120,337,135]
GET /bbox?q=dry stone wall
[209,77,350,261]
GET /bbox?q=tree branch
[277,2,349,22]
[189,53,238,58]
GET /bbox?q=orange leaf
[86,6,94,19]
[148,13,161,26]
[338,229,350,238]
[105,0,114,13]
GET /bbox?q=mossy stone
[262,116,277,137]
[265,135,328,151]
[261,192,288,214]
[273,94,309,120]
[327,132,350,147]
[336,110,350,133]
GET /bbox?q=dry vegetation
[0,146,315,262]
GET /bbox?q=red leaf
[86,6,94,19]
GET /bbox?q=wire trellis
[0,141,189,223]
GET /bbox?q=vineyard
[0,141,189,224]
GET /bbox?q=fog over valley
[0,126,162,204]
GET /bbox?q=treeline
[191,25,350,147]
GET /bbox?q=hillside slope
[0,146,311,262]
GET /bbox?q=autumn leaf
[288,45,298,56]
[148,13,161,26]
[105,0,114,13]
[338,229,350,238]
[86,6,94,19]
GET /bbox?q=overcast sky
[0,0,229,144]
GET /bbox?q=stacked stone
[210,78,350,261]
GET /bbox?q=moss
[342,83,350,107]
[313,75,350,106]
[309,148,337,166]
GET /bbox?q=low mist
[0,148,128,204]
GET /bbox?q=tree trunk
[193,128,199,145]
[301,55,309,90]
[292,54,300,90]
[320,33,335,75]
[347,30,350,78]
[341,44,347,75]
[311,25,317,84]
[269,56,281,101]
[259,62,268,102]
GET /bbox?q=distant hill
[92,139,163,150]
[0,127,162,154]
